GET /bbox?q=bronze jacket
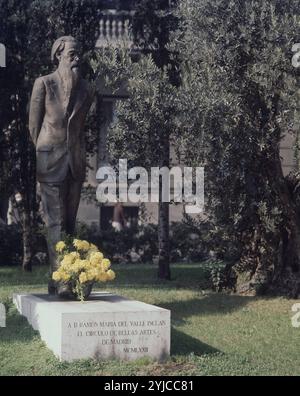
[29,70,94,183]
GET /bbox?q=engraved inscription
[66,317,167,354]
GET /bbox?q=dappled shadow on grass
[161,293,257,322]
[0,306,37,344]
[171,327,219,356]
[95,263,210,290]
[0,266,49,288]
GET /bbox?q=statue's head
[51,36,81,86]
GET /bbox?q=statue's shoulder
[33,72,57,86]
[40,71,57,83]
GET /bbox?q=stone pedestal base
[13,292,170,362]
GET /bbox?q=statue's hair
[51,36,78,63]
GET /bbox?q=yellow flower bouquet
[52,239,115,302]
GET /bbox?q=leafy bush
[75,220,213,264]
[75,222,158,263]
[170,221,209,262]
[0,219,225,266]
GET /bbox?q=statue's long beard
[60,64,80,95]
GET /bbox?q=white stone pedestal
[13,292,170,362]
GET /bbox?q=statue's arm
[29,77,46,146]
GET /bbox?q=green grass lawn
[0,262,300,376]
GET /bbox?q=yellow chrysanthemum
[81,259,90,269]
[79,272,88,284]
[73,239,90,251]
[52,271,61,281]
[73,239,82,249]
[55,241,66,253]
[81,240,90,251]
[60,271,71,282]
[54,239,114,301]
[97,272,108,282]
[61,255,74,266]
[73,239,80,248]
[69,251,80,260]
[71,259,87,272]
[106,269,116,281]
[89,243,99,251]
[89,258,97,267]
[89,252,104,267]
[90,251,104,261]
[101,258,111,271]
[86,270,96,282]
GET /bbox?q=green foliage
[75,220,211,264]
[93,49,178,169]
[175,0,299,181]
[169,221,209,262]
[132,0,179,81]
[76,222,158,263]
[173,0,300,292]
[93,46,179,279]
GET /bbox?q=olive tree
[174,0,300,295]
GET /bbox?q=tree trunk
[158,200,170,280]
[18,120,38,272]
[158,130,171,280]
[226,149,300,296]
[22,207,32,272]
